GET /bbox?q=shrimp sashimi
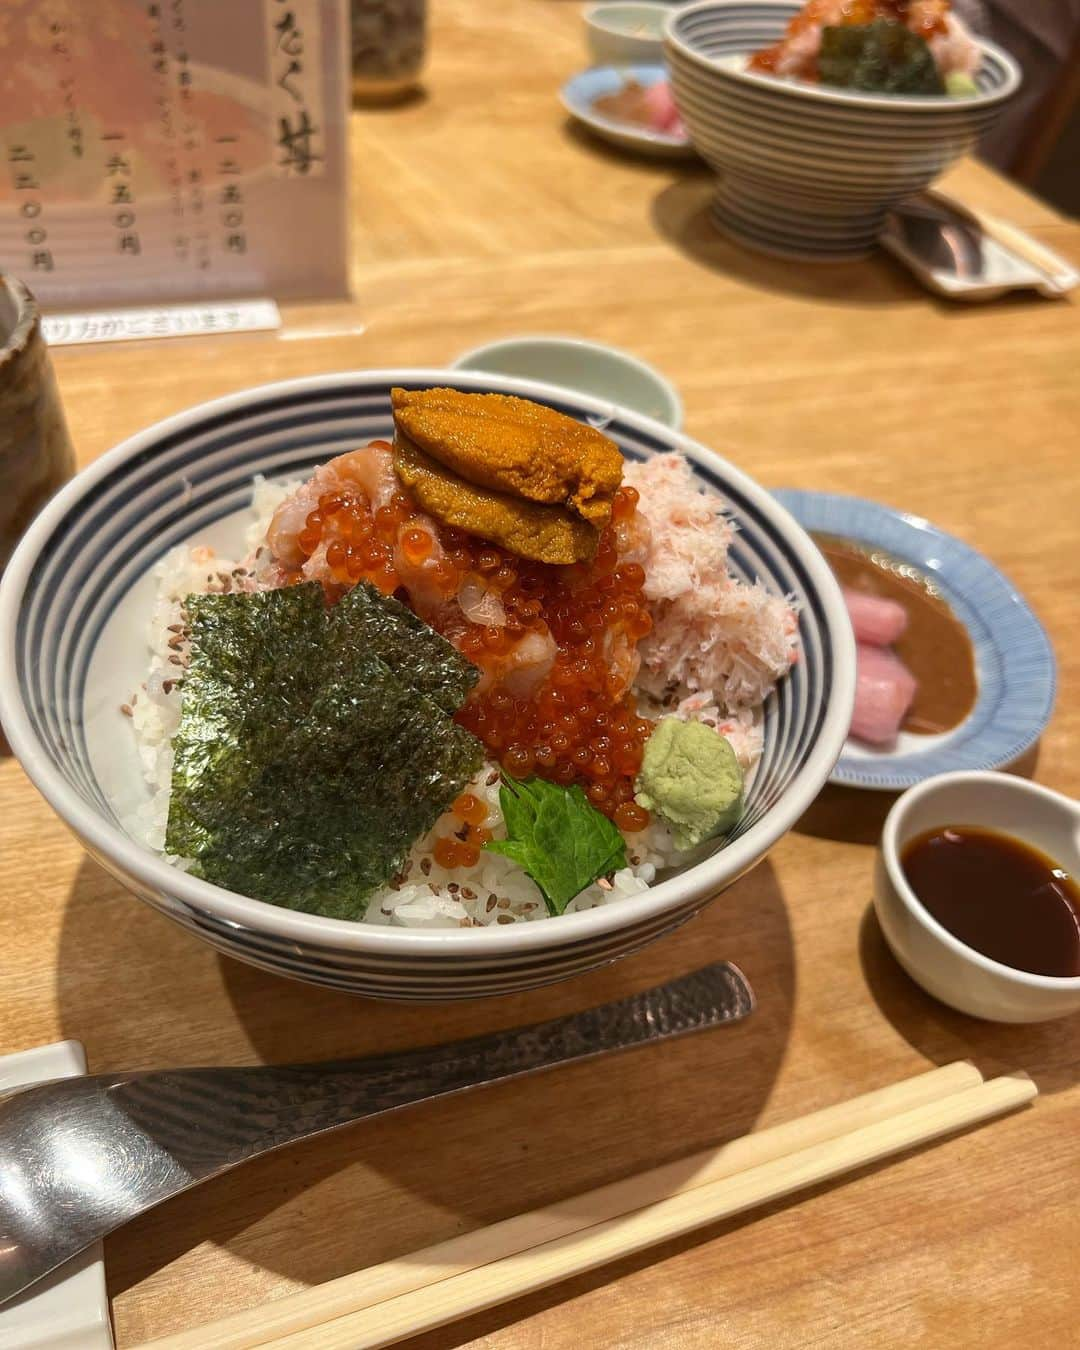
[928,9,980,75]
[266,442,399,569]
[263,444,559,699]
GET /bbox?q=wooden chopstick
[968,208,1078,287]
[143,1062,1028,1350]
[265,1073,1035,1350]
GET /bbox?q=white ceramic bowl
[876,771,1080,1023]
[585,2,670,65]
[664,1,1021,260]
[452,336,683,428]
[0,370,854,1001]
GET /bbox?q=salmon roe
[452,485,653,821]
[295,473,417,597]
[296,476,653,823]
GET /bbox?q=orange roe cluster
[433,792,495,870]
[294,473,655,829]
[453,486,655,828]
[293,441,418,596]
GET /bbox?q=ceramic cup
[0,274,75,573]
[585,2,669,65]
[875,771,1080,1023]
[452,336,683,429]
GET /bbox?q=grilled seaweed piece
[165,582,482,918]
[330,580,478,714]
[165,586,327,864]
[818,20,945,96]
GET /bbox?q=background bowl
[876,772,1080,1023]
[585,2,670,65]
[665,0,1021,260]
[452,335,684,428]
[0,371,854,1001]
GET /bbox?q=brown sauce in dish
[901,826,1080,978]
[815,534,977,735]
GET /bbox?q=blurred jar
[351,0,427,102]
[0,275,75,574]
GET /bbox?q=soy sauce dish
[876,771,1080,1023]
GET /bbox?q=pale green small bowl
[451,336,683,429]
[585,2,669,65]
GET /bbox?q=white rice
[124,478,758,928]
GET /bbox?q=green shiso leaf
[485,776,628,916]
[165,582,482,919]
[819,20,945,95]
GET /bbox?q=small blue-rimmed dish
[560,64,696,159]
[773,489,1056,792]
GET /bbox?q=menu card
[0,0,349,310]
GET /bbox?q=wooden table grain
[3,3,1079,1346]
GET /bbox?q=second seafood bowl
[0,371,854,1000]
[665,0,1020,260]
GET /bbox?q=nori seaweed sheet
[330,581,478,714]
[165,586,327,863]
[818,20,945,95]
[165,582,482,919]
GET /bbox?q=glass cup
[350,0,427,102]
[0,274,76,573]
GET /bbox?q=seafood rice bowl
[129,387,799,929]
[0,371,854,998]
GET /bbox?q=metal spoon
[0,961,752,1307]
[890,195,985,279]
[887,192,1079,297]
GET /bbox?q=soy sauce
[901,826,1080,978]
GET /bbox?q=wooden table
[4,3,1079,1345]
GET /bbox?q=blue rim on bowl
[451,335,684,429]
[773,489,1056,792]
[0,372,854,999]
[560,64,696,159]
[663,1,1022,261]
